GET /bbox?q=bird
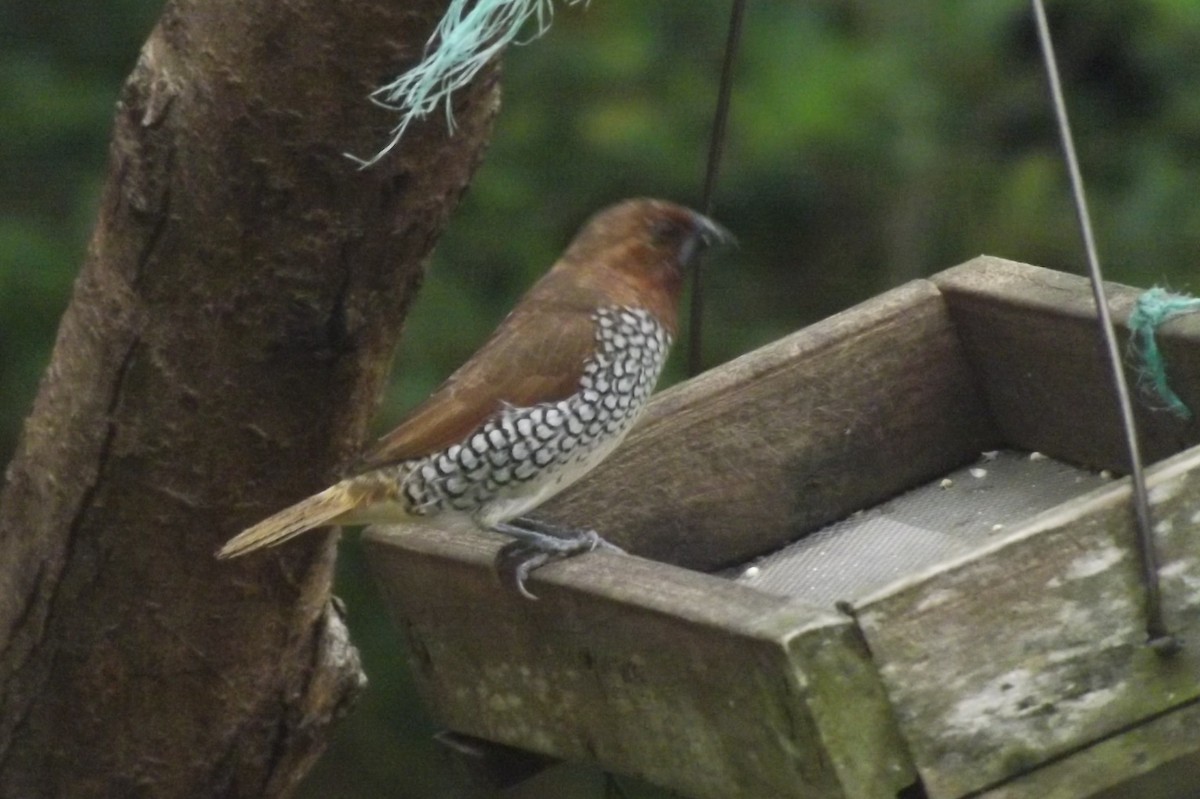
[217,198,727,596]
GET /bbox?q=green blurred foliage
[5,1,1200,796]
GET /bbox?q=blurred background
[5,0,1200,796]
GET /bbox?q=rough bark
[0,0,498,796]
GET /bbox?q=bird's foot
[492,518,625,600]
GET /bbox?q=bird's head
[555,198,729,336]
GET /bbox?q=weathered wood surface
[365,256,1200,799]
[933,256,1200,471]
[363,525,916,799]
[540,279,998,571]
[853,441,1200,798]
[977,697,1200,799]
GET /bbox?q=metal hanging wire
[688,0,746,377]
[1030,0,1178,654]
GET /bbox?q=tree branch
[0,0,497,794]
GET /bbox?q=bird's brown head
[551,198,728,336]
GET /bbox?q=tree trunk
[0,1,497,795]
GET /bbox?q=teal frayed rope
[1128,287,1200,419]
[350,0,588,167]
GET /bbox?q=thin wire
[688,0,746,377]
[1031,0,1177,653]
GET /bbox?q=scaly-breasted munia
[218,198,725,595]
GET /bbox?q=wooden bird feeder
[364,256,1200,799]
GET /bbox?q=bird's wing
[351,303,596,472]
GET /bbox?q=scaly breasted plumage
[217,198,724,563]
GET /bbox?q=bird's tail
[217,481,364,559]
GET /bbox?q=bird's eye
[649,218,687,247]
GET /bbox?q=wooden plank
[932,256,1200,472]
[853,441,1200,799]
[363,526,916,799]
[540,279,998,571]
[977,697,1200,799]
[365,257,1200,799]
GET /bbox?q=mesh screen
[726,450,1113,607]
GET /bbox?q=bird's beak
[696,212,733,247]
[680,212,733,266]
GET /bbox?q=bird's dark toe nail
[495,542,551,600]
[593,535,626,555]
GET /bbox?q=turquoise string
[351,0,587,167]
[1128,287,1200,419]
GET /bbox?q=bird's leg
[504,515,624,549]
[492,518,625,600]
[498,517,626,555]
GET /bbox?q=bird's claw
[492,521,624,599]
[495,543,553,600]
